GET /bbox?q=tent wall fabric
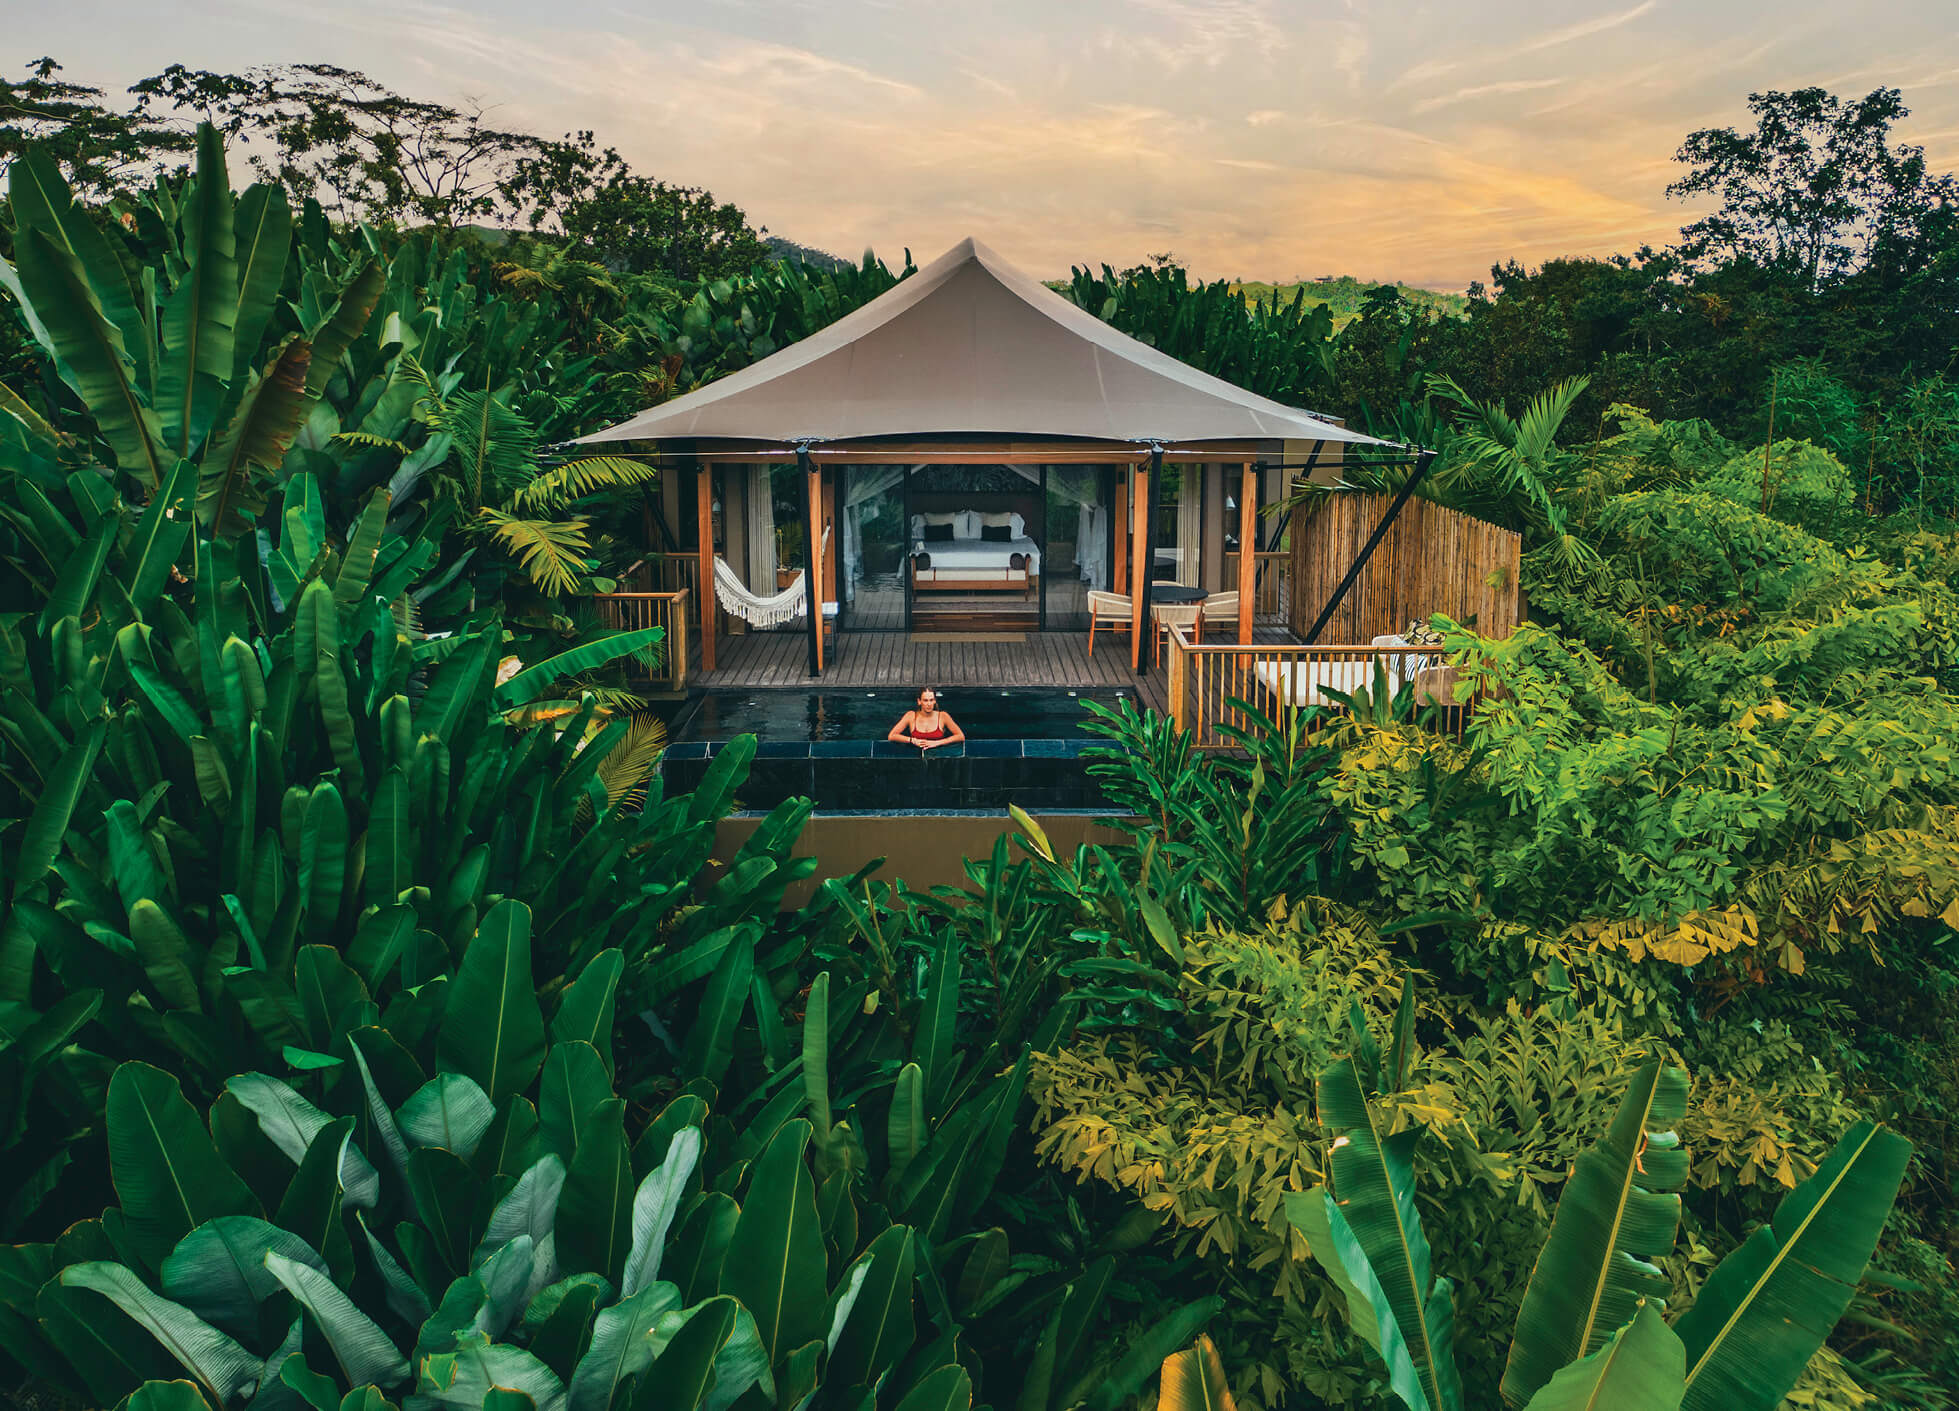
[578,238,1389,451]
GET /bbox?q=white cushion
[954,510,983,540]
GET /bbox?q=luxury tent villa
[584,238,1521,766]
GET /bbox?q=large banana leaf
[265,1250,410,1389]
[1520,1303,1683,1411]
[201,337,312,537]
[58,1262,262,1406]
[620,1125,703,1297]
[11,717,106,914]
[1286,1188,1435,1411]
[494,628,667,707]
[437,900,548,1102]
[1314,1054,1463,1411]
[557,1098,633,1285]
[122,457,197,616]
[8,150,154,400]
[12,226,163,482]
[1501,1060,1689,1407]
[722,1119,827,1364]
[156,126,238,459]
[826,1223,916,1388]
[1157,1333,1235,1411]
[106,1062,257,1268]
[1673,1120,1910,1411]
[227,183,293,390]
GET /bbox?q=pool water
[670,688,1135,743]
[662,688,1133,814]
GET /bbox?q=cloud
[1388,0,1658,93]
[1415,77,1568,114]
[1246,109,1286,126]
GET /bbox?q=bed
[910,510,1042,594]
[1251,643,1458,711]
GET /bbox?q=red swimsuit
[909,717,950,740]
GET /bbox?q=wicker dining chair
[1086,590,1133,655]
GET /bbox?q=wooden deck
[687,626,1300,714]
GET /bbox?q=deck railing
[621,555,708,632]
[593,590,691,693]
[1220,550,1290,621]
[1163,623,1467,749]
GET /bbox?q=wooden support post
[1238,462,1257,642]
[1128,463,1148,672]
[696,463,716,673]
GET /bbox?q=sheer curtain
[745,466,776,591]
[1177,471,1202,587]
[1006,465,1108,589]
[841,465,908,604]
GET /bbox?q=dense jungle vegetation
[1,56,1957,1411]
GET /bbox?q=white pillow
[976,510,1026,539]
[913,512,957,541]
[954,510,983,540]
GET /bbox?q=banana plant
[1282,1051,1912,1411]
[0,123,383,536]
[0,899,1077,1411]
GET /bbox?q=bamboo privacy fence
[1287,493,1520,643]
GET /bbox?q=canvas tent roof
[578,237,1390,451]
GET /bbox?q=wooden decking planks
[693,628,1172,712]
[687,624,1299,720]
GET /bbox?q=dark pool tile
[756,740,811,758]
[1023,738,1074,757]
[812,741,870,758]
[872,740,923,759]
[964,739,1022,757]
[664,741,708,760]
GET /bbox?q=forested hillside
[0,56,1955,1411]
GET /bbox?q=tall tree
[0,57,189,195]
[1667,86,1957,286]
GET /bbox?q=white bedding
[911,536,1042,575]
[1253,655,1436,709]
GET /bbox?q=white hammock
[711,527,836,629]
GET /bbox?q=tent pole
[1303,448,1435,644]
[697,463,716,673]
[1127,464,1146,670]
[797,447,822,676]
[1135,447,1162,676]
[1238,462,1256,642]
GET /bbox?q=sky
[16,0,1959,288]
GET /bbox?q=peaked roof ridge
[579,236,1388,449]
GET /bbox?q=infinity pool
[662,688,1133,813]
[669,688,1135,742]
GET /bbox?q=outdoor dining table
[1149,584,1211,657]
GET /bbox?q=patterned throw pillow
[1403,619,1444,646]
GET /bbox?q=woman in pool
[888,688,965,750]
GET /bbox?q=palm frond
[477,508,591,596]
[512,456,660,513]
[592,712,668,814]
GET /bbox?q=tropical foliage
[2,58,1956,1411]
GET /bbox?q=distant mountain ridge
[1230,275,1468,327]
[765,235,854,271]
